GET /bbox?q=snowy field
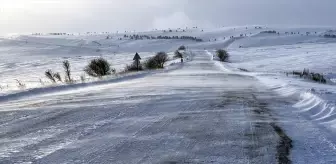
[1,26,336,163]
[1,26,335,93]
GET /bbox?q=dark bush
[85,57,114,77]
[216,49,229,62]
[125,61,143,72]
[291,69,327,84]
[144,57,158,69]
[238,68,249,72]
[292,71,302,76]
[324,34,336,38]
[311,73,327,83]
[45,70,56,83]
[260,30,277,34]
[321,77,327,84]
[144,52,169,69]
[178,45,186,51]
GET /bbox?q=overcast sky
[0,0,335,35]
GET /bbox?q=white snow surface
[1,26,336,163]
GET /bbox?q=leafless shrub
[125,61,143,72]
[45,69,56,83]
[15,79,26,89]
[63,60,73,83]
[53,72,62,82]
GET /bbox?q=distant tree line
[323,34,336,38]
[260,30,277,34]
[290,69,327,84]
[118,34,203,42]
[32,33,74,36]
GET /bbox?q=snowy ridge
[257,75,336,130]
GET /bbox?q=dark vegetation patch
[121,34,203,42]
[125,61,143,72]
[45,69,56,83]
[216,49,229,62]
[261,30,277,34]
[288,69,327,84]
[144,52,169,69]
[238,68,249,72]
[177,45,186,51]
[85,57,115,77]
[324,34,336,38]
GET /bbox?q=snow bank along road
[0,51,335,164]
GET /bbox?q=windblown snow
[0,26,336,164]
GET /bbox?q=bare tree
[154,52,169,68]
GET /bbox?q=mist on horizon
[1,0,336,35]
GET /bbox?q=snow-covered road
[0,51,335,164]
